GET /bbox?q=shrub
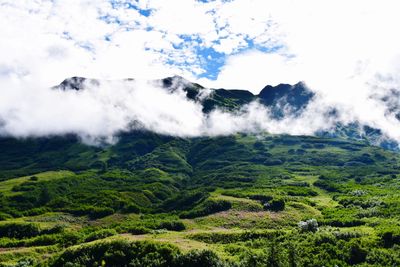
[49,240,179,267]
[48,239,228,267]
[162,191,209,212]
[88,207,115,219]
[298,219,318,232]
[321,218,365,227]
[22,207,50,216]
[380,231,400,248]
[347,241,367,265]
[121,203,141,214]
[189,231,282,244]
[158,221,186,231]
[25,234,60,246]
[84,229,117,242]
[69,206,115,219]
[0,212,12,221]
[0,223,40,238]
[264,198,285,211]
[249,194,273,202]
[41,225,65,235]
[180,200,231,219]
[314,180,340,192]
[14,258,35,267]
[128,226,151,235]
[57,231,83,247]
[175,250,225,267]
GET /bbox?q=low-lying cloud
[0,77,399,148]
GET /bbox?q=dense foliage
[0,131,399,266]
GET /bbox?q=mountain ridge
[0,77,399,265]
[54,76,399,152]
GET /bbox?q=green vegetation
[0,132,399,266]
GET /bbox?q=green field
[0,133,400,266]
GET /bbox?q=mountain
[1,77,400,266]
[56,76,312,114]
[258,81,314,118]
[56,76,400,151]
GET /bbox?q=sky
[0,0,400,144]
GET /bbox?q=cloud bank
[0,77,398,148]
[0,0,399,146]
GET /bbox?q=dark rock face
[258,82,315,118]
[160,76,205,101]
[379,89,400,121]
[56,77,100,91]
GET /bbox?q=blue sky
[1,0,400,93]
[95,0,282,82]
[0,0,294,91]
[0,0,400,143]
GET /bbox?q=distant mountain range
[56,76,399,152]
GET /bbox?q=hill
[0,131,400,266]
[0,77,399,266]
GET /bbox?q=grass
[0,171,75,197]
[0,133,400,266]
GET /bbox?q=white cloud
[146,0,215,36]
[200,51,300,92]
[0,77,339,144]
[0,0,400,145]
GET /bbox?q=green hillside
[0,132,400,266]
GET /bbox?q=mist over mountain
[0,75,397,151]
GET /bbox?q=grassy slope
[0,133,400,266]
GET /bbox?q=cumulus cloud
[0,77,373,145]
[0,0,400,146]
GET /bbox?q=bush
[180,200,232,219]
[14,258,35,267]
[121,203,141,214]
[25,234,60,246]
[249,194,273,202]
[321,218,365,227]
[89,207,115,219]
[22,207,50,216]
[314,180,341,192]
[158,221,186,231]
[175,250,225,267]
[380,231,400,248]
[298,219,318,232]
[128,226,151,235]
[0,223,40,238]
[264,199,285,211]
[57,231,83,247]
[84,229,117,242]
[48,239,229,267]
[68,206,115,219]
[189,230,282,244]
[0,212,12,221]
[49,240,179,267]
[162,191,209,212]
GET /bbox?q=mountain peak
[258,81,314,118]
[56,76,100,91]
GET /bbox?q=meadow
[0,132,399,266]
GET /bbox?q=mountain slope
[0,131,400,265]
[0,77,400,266]
[54,76,400,151]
